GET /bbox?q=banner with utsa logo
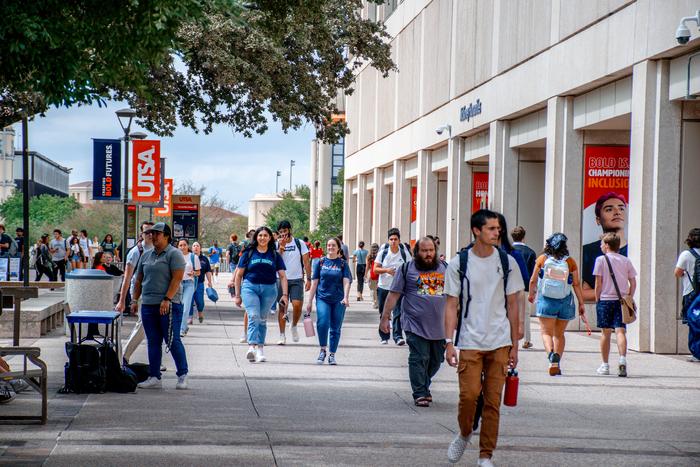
[155,178,174,216]
[132,140,161,203]
[92,139,121,200]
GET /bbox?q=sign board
[472,172,489,213]
[132,140,161,203]
[0,258,7,281]
[172,195,200,242]
[127,204,138,248]
[155,178,174,217]
[92,139,121,200]
[8,258,20,281]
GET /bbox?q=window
[330,137,345,188]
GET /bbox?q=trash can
[65,269,115,335]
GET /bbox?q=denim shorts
[596,299,626,329]
[536,293,575,321]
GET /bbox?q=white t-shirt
[279,237,308,280]
[375,245,411,290]
[676,248,700,296]
[79,237,90,258]
[444,249,525,351]
[182,252,201,281]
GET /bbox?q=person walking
[675,228,700,362]
[131,222,188,389]
[353,241,368,301]
[306,237,352,365]
[511,226,537,349]
[34,234,55,281]
[100,234,118,258]
[15,227,25,281]
[192,242,214,323]
[380,237,446,407]
[226,234,241,273]
[68,236,84,271]
[375,228,411,345]
[208,241,222,278]
[527,233,586,376]
[444,209,524,466]
[234,226,288,363]
[309,240,324,273]
[367,243,380,309]
[49,229,68,281]
[178,239,201,336]
[593,232,636,377]
[337,234,350,262]
[275,220,311,345]
[78,230,90,268]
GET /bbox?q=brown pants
[457,346,510,459]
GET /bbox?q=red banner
[472,172,488,213]
[155,178,173,216]
[132,140,161,203]
[410,186,417,246]
[582,145,630,209]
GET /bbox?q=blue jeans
[377,287,404,342]
[192,280,205,313]
[180,280,196,333]
[316,299,346,353]
[141,303,188,378]
[241,280,278,345]
[229,263,238,273]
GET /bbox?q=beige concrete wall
[376,43,398,140]
[421,0,452,114]
[452,0,494,98]
[396,13,423,129]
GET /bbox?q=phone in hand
[228,286,235,296]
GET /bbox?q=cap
[145,222,172,236]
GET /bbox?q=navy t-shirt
[198,254,212,277]
[238,247,286,285]
[312,257,352,303]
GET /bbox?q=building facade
[343,0,700,354]
[309,136,345,231]
[69,181,94,204]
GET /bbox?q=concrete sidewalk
[1,272,699,466]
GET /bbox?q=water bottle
[503,368,519,407]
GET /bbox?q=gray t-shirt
[50,238,67,261]
[389,261,447,340]
[136,244,186,305]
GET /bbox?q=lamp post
[276,170,281,193]
[289,160,295,192]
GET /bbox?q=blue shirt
[209,246,222,264]
[238,247,286,285]
[353,248,368,265]
[312,257,352,303]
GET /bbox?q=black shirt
[0,233,11,253]
[513,243,537,291]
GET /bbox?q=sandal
[414,397,430,407]
[198,313,204,323]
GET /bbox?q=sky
[15,102,314,215]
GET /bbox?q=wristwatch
[445,338,454,346]
[163,297,172,302]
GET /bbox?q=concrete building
[248,193,305,231]
[343,0,700,354]
[69,181,94,204]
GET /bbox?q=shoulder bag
[603,254,637,324]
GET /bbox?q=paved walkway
[1,272,700,466]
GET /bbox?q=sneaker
[277,334,286,345]
[176,375,188,390]
[246,346,256,362]
[618,363,627,378]
[255,348,266,363]
[396,338,406,346]
[0,384,15,404]
[447,434,471,464]
[181,329,188,337]
[328,354,337,365]
[198,313,204,324]
[477,458,495,467]
[522,341,533,349]
[380,339,389,345]
[687,355,700,362]
[291,326,300,342]
[137,377,162,389]
[317,349,327,364]
[596,363,610,375]
[161,365,167,372]
[549,363,561,376]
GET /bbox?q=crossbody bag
[603,254,637,324]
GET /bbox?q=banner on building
[472,172,489,213]
[172,195,200,242]
[92,139,122,200]
[132,140,161,203]
[581,145,630,294]
[155,178,174,217]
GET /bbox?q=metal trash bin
[64,269,115,335]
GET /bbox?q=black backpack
[102,343,137,393]
[62,342,106,394]
[228,242,241,264]
[379,242,408,263]
[687,249,700,294]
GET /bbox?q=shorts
[211,262,220,269]
[596,299,626,329]
[70,254,81,262]
[536,293,575,321]
[278,278,305,302]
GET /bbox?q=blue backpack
[687,295,700,359]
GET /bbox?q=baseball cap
[145,222,172,236]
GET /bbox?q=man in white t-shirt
[275,220,311,345]
[375,228,412,345]
[674,227,700,361]
[444,209,523,466]
[78,230,91,267]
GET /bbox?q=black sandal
[414,397,430,407]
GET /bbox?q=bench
[0,282,66,338]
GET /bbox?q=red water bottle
[503,368,519,407]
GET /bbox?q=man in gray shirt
[49,229,68,281]
[380,237,446,407]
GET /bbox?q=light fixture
[115,108,137,135]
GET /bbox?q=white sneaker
[291,326,299,342]
[477,458,495,467]
[176,375,188,390]
[255,348,267,363]
[596,363,610,375]
[380,339,388,345]
[137,377,162,389]
[277,334,286,345]
[687,355,700,362]
[447,434,471,464]
[246,346,256,362]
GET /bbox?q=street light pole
[116,108,136,262]
[276,170,281,193]
[289,160,295,192]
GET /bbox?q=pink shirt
[592,252,637,301]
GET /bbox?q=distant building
[248,193,304,232]
[69,181,94,205]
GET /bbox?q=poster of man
[580,146,630,302]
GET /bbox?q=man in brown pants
[443,209,523,466]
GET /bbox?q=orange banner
[155,178,173,216]
[132,140,161,203]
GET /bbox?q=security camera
[435,124,451,136]
[677,24,691,45]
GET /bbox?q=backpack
[687,249,700,296]
[61,342,106,394]
[686,294,700,359]
[102,341,137,393]
[369,261,379,281]
[380,242,408,263]
[538,256,572,299]
[228,242,241,263]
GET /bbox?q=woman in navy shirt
[306,237,352,365]
[234,226,288,363]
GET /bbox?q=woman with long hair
[234,226,288,363]
[367,243,380,309]
[100,234,117,257]
[68,236,84,271]
[191,242,214,323]
[177,239,201,337]
[528,233,585,375]
[306,237,352,365]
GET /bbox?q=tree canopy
[0,192,80,235]
[264,186,310,238]
[1,0,394,143]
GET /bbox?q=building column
[342,177,358,254]
[318,142,332,210]
[309,140,319,231]
[356,173,372,248]
[628,60,682,353]
[372,167,390,244]
[416,150,437,239]
[392,159,411,240]
[446,137,468,258]
[488,121,518,224]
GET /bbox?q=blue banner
[92,139,122,200]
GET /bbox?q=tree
[312,170,344,241]
[264,186,310,238]
[0,192,80,236]
[1,1,394,143]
